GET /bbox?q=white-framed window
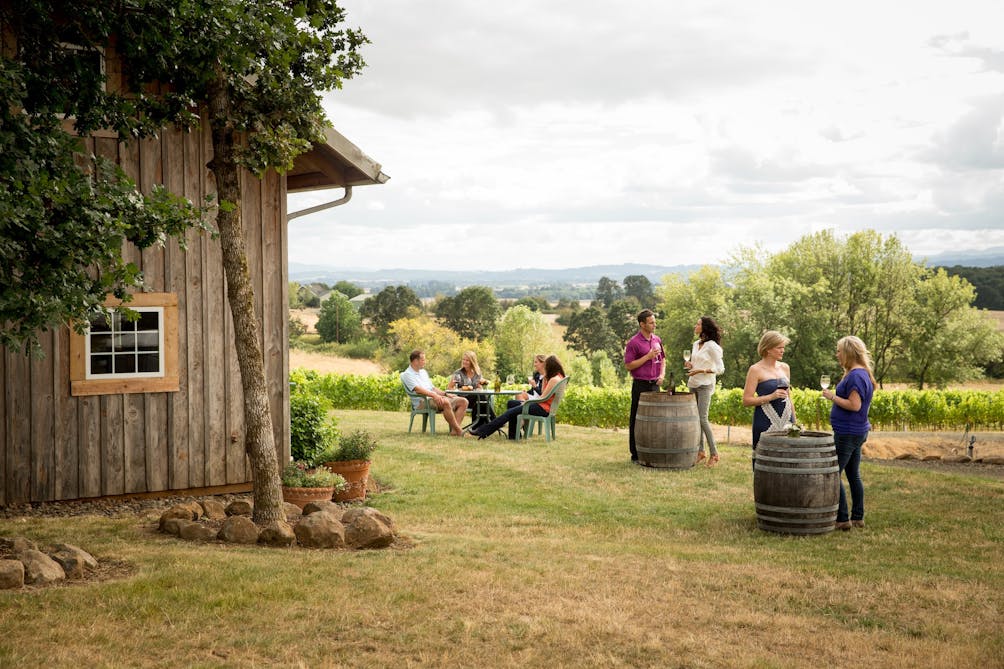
[58,42,106,78]
[70,293,179,396]
[85,307,165,379]
[55,43,107,119]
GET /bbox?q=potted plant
[280,461,347,509]
[319,429,378,502]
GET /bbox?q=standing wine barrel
[635,392,700,469]
[753,431,839,535]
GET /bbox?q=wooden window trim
[69,292,180,396]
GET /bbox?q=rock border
[157,498,398,550]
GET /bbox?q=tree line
[293,230,1003,390]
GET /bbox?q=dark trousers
[629,378,660,460]
[475,401,548,440]
[834,433,866,522]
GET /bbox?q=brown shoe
[696,451,707,464]
[706,454,720,468]
[851,520,865,529]
[835,521,852,531]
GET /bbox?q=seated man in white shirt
[400,349,468,437]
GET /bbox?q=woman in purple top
[822,335,875,531]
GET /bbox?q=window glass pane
[114,354,136,374]
[137,354,160,373]
[137,311,160,331]
[90,355,112,374]
[90,334,114,353]
[111,311,123,332]
[115,333,136,352]
[136,333,159,351]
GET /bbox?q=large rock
[20,549,65,585]
[226,499,253,517]
[342,507,396,532]
[164,518,194,536]
[259,521,296,547]
[48,549,85,579]
[218,515,259,544]
[200,499,228,520]
[294,511,346,549]
[302,500,343,519]
[283,502,303,521]
[52,543,98,569]
[0,560,24,589]
[160,505,197,531]
[0,536,38,553]
[343,508,395,549]
[179,522,220,542]
[181,501,204,519]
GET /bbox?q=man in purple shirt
[624,309,664,463]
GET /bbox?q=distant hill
[289,262,701,290]
[920,247,1004,268]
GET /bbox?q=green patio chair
[515,376,569,442]
[402,380,437,434]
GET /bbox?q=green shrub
[281,462,346,490]
[317,429,378,463]
[289,383,339,465]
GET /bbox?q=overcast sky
[287,0,1004,272]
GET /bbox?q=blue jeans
[834,433,866,522]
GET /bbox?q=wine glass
[682,350,691,363]
[506,374,515,386]
[820,374,831,391]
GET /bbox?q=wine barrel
[635,392,700,469]
[753,431,839,535]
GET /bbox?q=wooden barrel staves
[753,431,840,535]
[635,392,700,469]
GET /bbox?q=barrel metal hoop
[756,502,839,514]
[635,415,697,423]
[757,522,834,535]
[756,456,836,464]
[755,465,840,474]
[756,515,835,525]
[637,446,697,454]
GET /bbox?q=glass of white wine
[682,350,691,363]
[820,374,831,390]
[506,374,515,386]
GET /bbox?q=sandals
[706,454,720,468]
[696,451,707,464]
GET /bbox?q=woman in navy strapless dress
[743,331,795,466]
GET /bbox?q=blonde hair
[462,350,481,376]
[533,354,546,364]
[837,335,876,385]
[757,330,790,358]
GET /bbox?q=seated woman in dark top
[447,351,492,428]
[471,355,565,440]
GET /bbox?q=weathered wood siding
[0,122,291,506]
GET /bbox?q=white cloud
[288,0,1004,271]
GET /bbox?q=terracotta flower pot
[282,485,335,510]
[324,459,371,502]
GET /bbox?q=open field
[1,410,1001,667]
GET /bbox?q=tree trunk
[206,71,283,524]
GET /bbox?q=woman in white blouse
[684,316,725,467]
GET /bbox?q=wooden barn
[0,39,388,506]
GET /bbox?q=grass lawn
[1,410,1002,668]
